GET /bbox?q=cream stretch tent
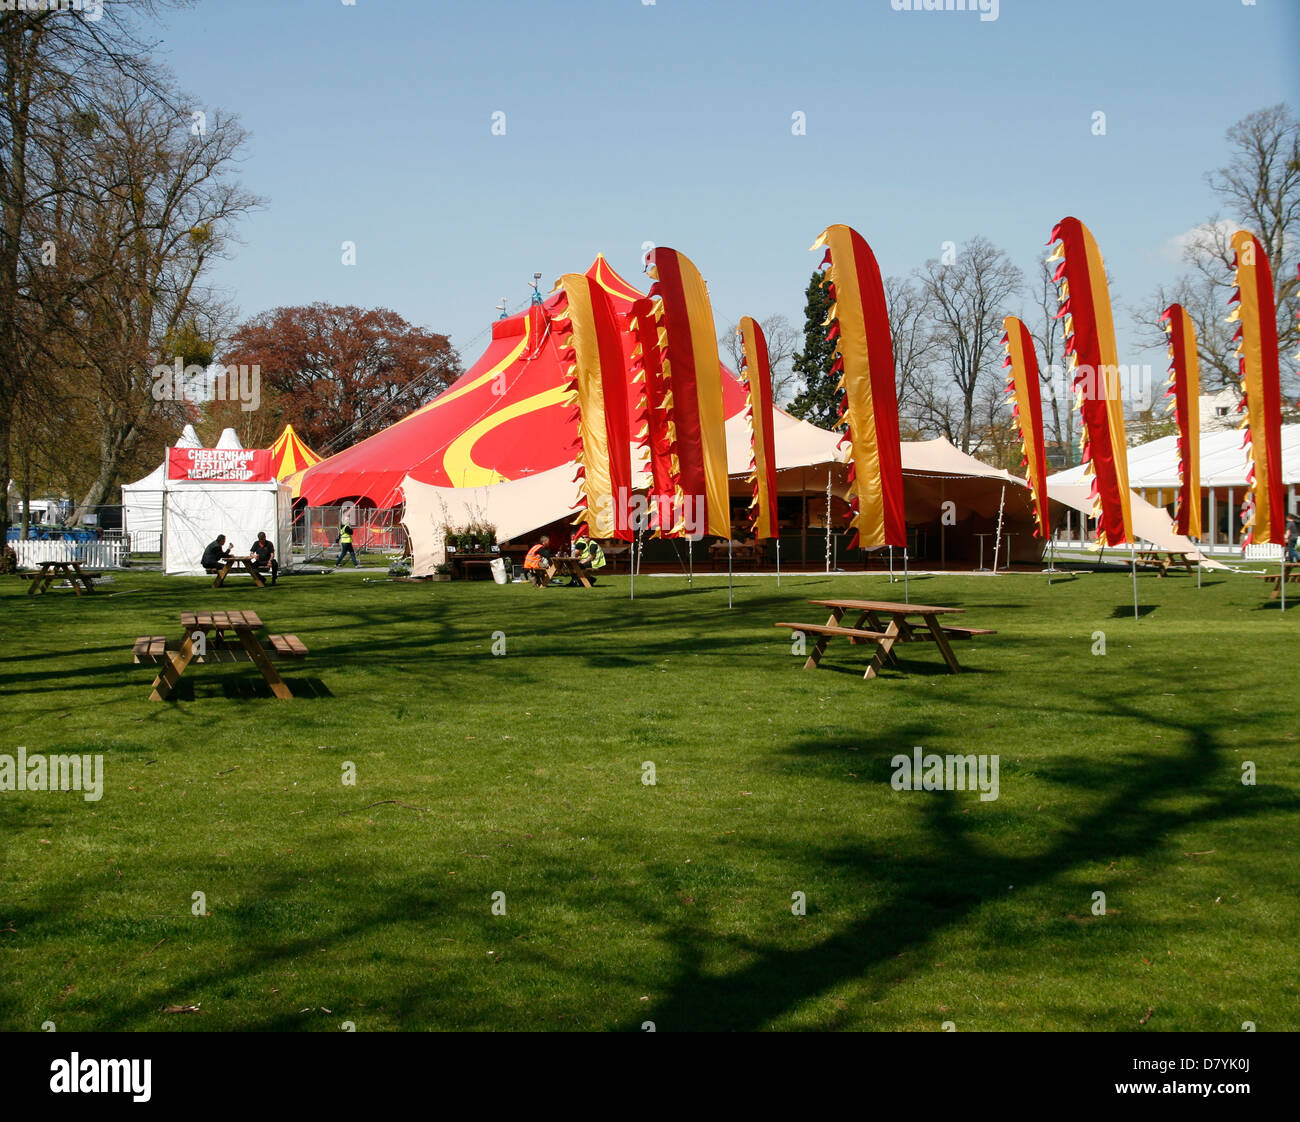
[121,424,201,548]
[402,428,1053,574]
[161,447,291,576]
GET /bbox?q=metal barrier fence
[293,506,406,562]
[13,539,128,568]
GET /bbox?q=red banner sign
[167,448,274,483]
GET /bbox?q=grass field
[1,564,1296,1032]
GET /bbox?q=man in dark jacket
[249,531,279,585]
[201,535,233,573]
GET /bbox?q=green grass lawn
[1,565,1296,1032]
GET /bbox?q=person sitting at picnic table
[201,534,234,574]
[335,523,358,568]
[523,535,554,586]
[570,534,605,586]
[249,531,279,585]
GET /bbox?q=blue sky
[151,0,1299,375]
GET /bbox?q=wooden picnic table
[19,560,101,596]
[211,556,266,588]
[1255,562,1300,599]
[132,610,308,700]
[774,598,996,680]
[548,555,592,587]
[1134,550,1197,577]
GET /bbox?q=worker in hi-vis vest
[523,535,554,586]
[571,535,605,586]
[335,523,358,568]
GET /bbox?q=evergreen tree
[787,270,839,429]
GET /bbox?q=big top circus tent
[294,256,720,506]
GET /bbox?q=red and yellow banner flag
[811,224,904,550]
[738,317,779,540]
[1001,317,1051,540]
[1227,230,1284,547]
[1046,216,1133,546]
[628,296,679,536]
[552,274,633,541]
[1159,304,1202,539]
[645,248,730,539]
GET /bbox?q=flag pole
[889,546,894,584]
[728,537,733,609]
[1281,552,1287,613]
[903,547,910,601]
[776,537,781,588]
[630,525,638,601]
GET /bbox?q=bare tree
[55,70,260,522]
[1025,256,1076,467]
[1139,105,1299,401]
[885,274,937,439]
[918,237,1023,454]
[0,1,193,536]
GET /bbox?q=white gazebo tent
[161,446,291,576]
[121,424,201,550]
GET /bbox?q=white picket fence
[13,540,128,569]
[1243,543,1284,561]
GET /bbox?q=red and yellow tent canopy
[296,256,746,507]
[269,424,321,481]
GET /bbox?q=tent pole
[824,469,832,574]
[1131,540,1138,621]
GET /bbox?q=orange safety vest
[524,544,546,570]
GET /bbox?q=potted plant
[444,526,459,552]
[432,563,452,582]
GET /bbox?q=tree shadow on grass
[1109,604,1157,619]
[627,690,1285,1031]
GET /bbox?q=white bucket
[490,556,508,585]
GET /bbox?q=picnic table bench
[774,598,996,680]
[1133,550,1197,577]
[210,556,266,588]
[18,560,101,595]
[447,552,495,580]
[1255,563,1300,599]
[132,610,308,699]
